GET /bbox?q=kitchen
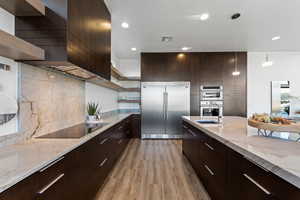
[0,0,300,200]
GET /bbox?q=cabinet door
[131,114,141,138]
[227,150,279,200]
[240,173,276,200]
[182,123,193,162]
[0,173,39,200]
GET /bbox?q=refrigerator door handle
[163,91,166,120]
[165,92,168,120]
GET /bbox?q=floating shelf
[121,88,140,92]
[0,29,45,60]
[111,66,141,81]
[0,0,45,16]
[118,99,141,104]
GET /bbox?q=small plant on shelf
[87,102,99,121]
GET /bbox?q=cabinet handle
[204,143,214,151]
[188,129,196,137]
[99,158,108,167]
[118,126,123,130]
[118,139,123,144]
[243,174,271,195]
[244,156,269,172]
[204,165,215,176]
[100,138,109,145]
[39,157,64,173]
[37,173,64,194]
[183,125,188,129]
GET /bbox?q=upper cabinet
[15,0,111,80]
[0,0,45,16]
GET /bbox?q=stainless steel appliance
[141,82,190,139]
[200,101,223,117]
[200,85,224,117]
[200,85,223,101]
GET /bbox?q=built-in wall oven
[200,85,223,101]
[200,85,224,117]
[200,101,223,117]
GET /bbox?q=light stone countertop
[183,116,300,189]
[0,113,135,193]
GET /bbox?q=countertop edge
[182,116,300,189]
[0,113,133,193]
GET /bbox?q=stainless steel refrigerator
[141,82,190,139]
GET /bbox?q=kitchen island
[182,116,300,200]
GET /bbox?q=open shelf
[120,88,140,92]
[0,29,45,60]
[111,66,141,81]
[0,0,45,16]
[118,99,141,104]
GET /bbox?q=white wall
[117,58,141,77]
[247,52,300,117]
[85,82,119,113]
[0,8,18,136]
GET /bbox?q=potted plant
[87,102,99,121]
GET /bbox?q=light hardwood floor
[94,139,211,200]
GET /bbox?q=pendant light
[262,54,273,67]
[232,52,240,76]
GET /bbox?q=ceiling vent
[161,36,173,42]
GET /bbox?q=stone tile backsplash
[0,64,85,147]
[19,64,85,138]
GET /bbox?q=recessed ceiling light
[200,13,210,21]
[272,36,281,41]
[182,47,192,51]
[177,53,185,59]
[121,22,129,29]
[131,47,137,51]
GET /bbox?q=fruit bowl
[248,119,300,133]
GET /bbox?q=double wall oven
[200,86,223,117]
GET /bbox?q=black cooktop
[37,123,105,139]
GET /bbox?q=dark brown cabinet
[182,121,227,200]
[182,122,300,200]
[0,115,135,200]
[15,0,111,80]
[131,114,141,138]
[141,52,247,116]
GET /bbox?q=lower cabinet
[182,121,300,200]
[131,114,141,138]
[0,116,133,200]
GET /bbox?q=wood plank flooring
[94,139,211,200]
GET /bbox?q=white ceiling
[108,0,300,59]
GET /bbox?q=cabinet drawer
[37,156,66,191]
[198,162,226,200]
[36,156,68,200]
[0,172,39,200]
[202,132,227,159]
[242,156,300,200]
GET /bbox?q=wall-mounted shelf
[111,66,141,81]
[118,99,141,104]
[0,29,45,60]
[0,0,45,16]
[120,88,140,92]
